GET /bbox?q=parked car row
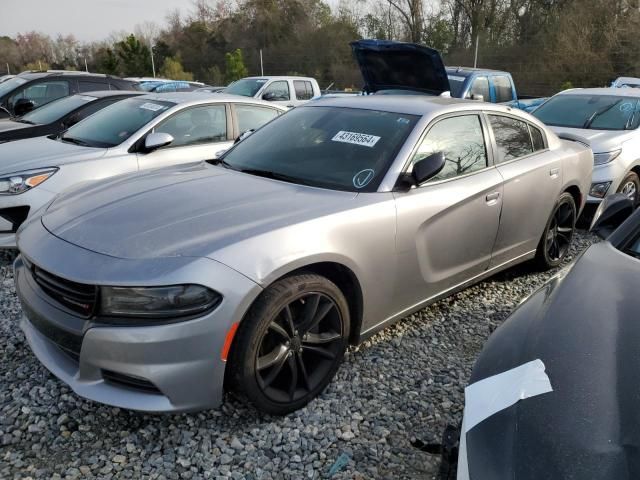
[9,41,594,417]
[3,40,636,431]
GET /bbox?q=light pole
[150,44,156,78]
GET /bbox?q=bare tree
[386,0,425,42]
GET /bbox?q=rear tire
[535,192,576,270]
[616,172,640,207]
[228,273,350,415]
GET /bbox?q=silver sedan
[16,95,592,414]
[0,92,286,247]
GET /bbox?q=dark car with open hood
[458,194,640,479]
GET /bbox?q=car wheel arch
[563,184,582,210]
[222,260,364,394]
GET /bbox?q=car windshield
[60,97,174,148]
[533,94,640,130]
[447,75,466,97]
[21,94,95,124]
[0,76,28,97]
[219,106,419,192]
[224,79,267,97]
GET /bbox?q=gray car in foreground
[16,95,592,414]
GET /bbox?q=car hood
[0,136,106,174]
[0,119,31,133]
[549,125,635,153]
[41,162,358,259]
[350,39,450,95]
[463,240,640,479]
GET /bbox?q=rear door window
[79,80,109,92]
[493,76,514,103]
[235,105,280,135]
[294,81,314,100]
[489,115,534,162]
[529,125,546,151]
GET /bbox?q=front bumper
[15,224,262,412]
[0,186,56,248]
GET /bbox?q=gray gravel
[0,233,597,480]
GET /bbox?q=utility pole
[259,49,264,76]
[150,44,156,78]
[84,58,89,73]
[473,35,479,68]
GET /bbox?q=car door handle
[486,192,500,204]
[549,168,559,177]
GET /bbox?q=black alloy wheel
[229,274,350,415]
[536,192,577,269]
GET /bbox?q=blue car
[446,67,545,112]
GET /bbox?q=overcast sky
[0,0,194,42]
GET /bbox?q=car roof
[242,76,316,81]
[446,66,509,76]
[558,87,640,97]
[136,91,289,109]
[305,94,516,116]
[16,71,130,82]
[78,90,143,99]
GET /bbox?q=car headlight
[100,284,221,319]
[0,168,58,195]
[593,149,621,165]
[589,181,612,198]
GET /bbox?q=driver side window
[411,115,488,183]
[262,81,290,101]
[153,104,227,147]
[9,80,69,110]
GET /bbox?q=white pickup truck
[223,76,321,108]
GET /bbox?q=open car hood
[350,39,450,95]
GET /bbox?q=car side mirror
[144,132,174,151]
[14,98,35,116]
[234,129,255,144]
[589,193,634,239]
[413,152,446,185]
[262,92,276,101]
[470,93,484,102]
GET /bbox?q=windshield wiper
[239,168,313,186]
[583,100,621,129]
[59,135,91,147]
[16,118,35,125]
[207,158,236,170]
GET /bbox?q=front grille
[31,265,97,318]
[102,370,162,394]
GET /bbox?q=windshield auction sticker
[139,102,166,112]
[353,169,375,188]
[332,131,380,148]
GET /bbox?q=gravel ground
[0,233,597,480]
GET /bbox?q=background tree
[159,57,194,80]
[225,49,249,82]
[114,34,152,77]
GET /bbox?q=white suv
[533,88,640,208]
[223,76,321,108]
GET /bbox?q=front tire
[616,172,640,207]
[535,192,576,270]
[229,273,350,415]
